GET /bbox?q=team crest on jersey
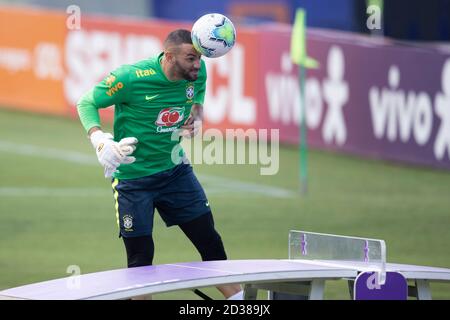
[123,215,133,230]
[186,84,195,100]
[155,107,185,132]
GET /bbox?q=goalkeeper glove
[90,130,138,177]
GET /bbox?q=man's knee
[180,213,227,261]
[122,235,154,268]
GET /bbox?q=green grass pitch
[0,108,449,299]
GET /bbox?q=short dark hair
[164,29,192,49]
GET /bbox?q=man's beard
[174,60,198,81]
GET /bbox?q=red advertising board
[0,7,67,114]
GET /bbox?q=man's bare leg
[217,284,243,299]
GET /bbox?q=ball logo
[155,107,185,127]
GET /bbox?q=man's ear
[164,51,174,63]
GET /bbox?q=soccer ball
[191,13,236,58]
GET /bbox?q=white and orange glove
[90,130,138,177]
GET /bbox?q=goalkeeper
[77,29,242,300]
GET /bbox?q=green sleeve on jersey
[77,89,101,133]
[76,66,131,133]
[92,66,131,108]
[194,61,207,105]
[194,80,206,105]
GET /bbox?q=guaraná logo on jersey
[155,107,185,133]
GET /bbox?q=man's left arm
[180,104,203,137]
[181,62,206,137]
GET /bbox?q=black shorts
[111,164,210,237]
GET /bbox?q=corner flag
[290,8,319,195]
[290,9,319,68]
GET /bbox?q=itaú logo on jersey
[155,107,185,132]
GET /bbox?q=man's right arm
[77,67,130,134]
[76,68,137,177]
[77,89,102,135]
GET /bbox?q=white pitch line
[198,174,295,198]
[0,141,96,165]
[0,140,295,199]
[0,187,110,197]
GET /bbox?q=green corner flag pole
[290,9,319,195]
[299,64,308,195]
